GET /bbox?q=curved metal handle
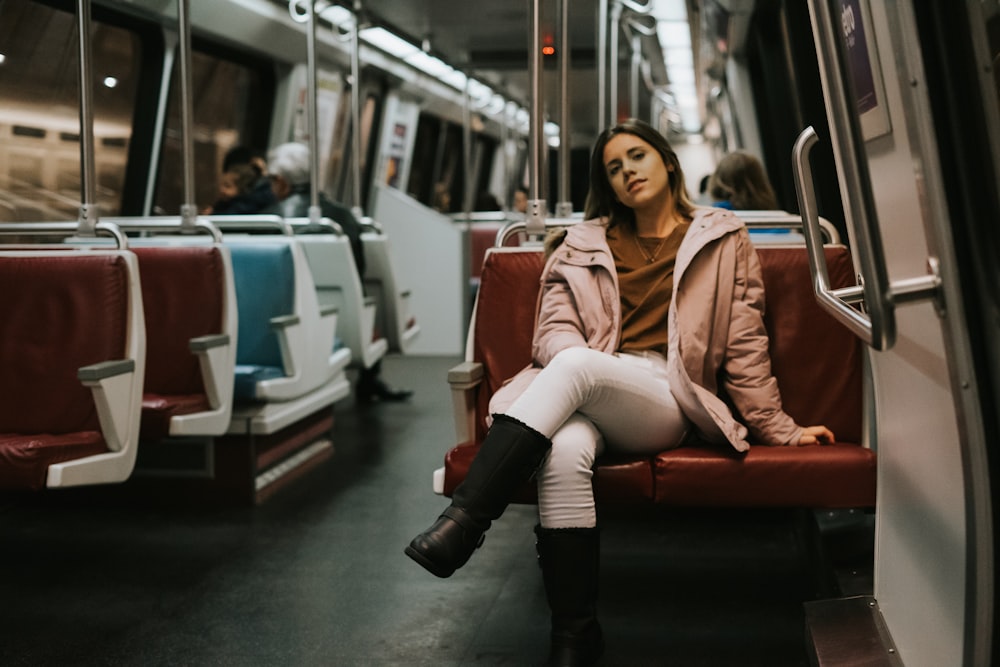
[793,127,876,345]
[800,0,944,352]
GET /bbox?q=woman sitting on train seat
[708,149,779,210]
[405,118,833,666]
[264,141,413,404]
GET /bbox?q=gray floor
[0,355,868,666]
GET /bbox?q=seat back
[757,245,863,443]
[471,248,546,442]
[470,244,863,446]
[134,246,226,397]
[0,253,131,434]
[0,249,145,489]
[229,242,296,369]
[296,232,387,369]
[361,231,420,353]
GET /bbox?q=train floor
[0,355,873,666]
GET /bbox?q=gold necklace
[633,232,667,264]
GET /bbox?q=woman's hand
[798,425,834,445]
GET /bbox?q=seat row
[439,216,874,511]
[0,215,417,498]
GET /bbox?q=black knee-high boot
[535,525,604,667]
[405,414,551,578]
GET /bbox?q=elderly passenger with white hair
[264,142,413,404]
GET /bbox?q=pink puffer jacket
[489,207,802,450]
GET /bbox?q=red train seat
[441,243,875,509]
[132,245,235,439]
[0,250,145,490]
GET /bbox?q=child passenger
[405,119,833,666]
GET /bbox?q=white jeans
[503,347,689,529]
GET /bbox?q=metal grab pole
[598,0,608,132]
[555,0,572,217]
[462,76,472,216]
[527,0,546,236]
[177,0,197,228]
[630,33,640,119]
[306,0,322,223]
[350,1,363,218]
[610,0,622,125]
[76,0,98,234]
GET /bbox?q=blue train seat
[225,237,351,435]
[0,250,145,489]
[440,243,875,509]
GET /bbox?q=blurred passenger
[512,186,529,214]
[432,182,452,213]
[475,191,501,212]
[695,173,712,205]
[406,119,832,666]
[707,150,779,210]
[265,141,412,404]
[207,145,278,215]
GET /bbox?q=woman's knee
[540,418,602,477]
[547,347,603,381]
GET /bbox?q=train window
[0,3,142,222]
[407,113,443,207]
[153,48,271,215]
[359,92,382,209]
[437,122,466,213]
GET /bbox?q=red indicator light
[542,45,555,56]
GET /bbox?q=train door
[800,1,998,665]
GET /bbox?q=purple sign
[839,0,878,115]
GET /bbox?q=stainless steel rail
[795,0,942,350]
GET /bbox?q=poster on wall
[375,94,420,193]
[838,0,891,140]
[385,123,407,188]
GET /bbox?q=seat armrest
[448,361,484,386]
[188,334,233,411]
[270,314,302,330]
[77,358,139,451]
[77,359,135,383]
[319,304,339,318]
[189,334,230,352]
[449,361,484,444]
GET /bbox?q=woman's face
[602,133,672,213]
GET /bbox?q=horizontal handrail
[206,214,294,236]
[102,216,223,243]
[496,217,580,247]
[741,214,840,244]
[285,217,345,235]
[0,221,128,248]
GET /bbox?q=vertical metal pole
[527,0,546,236]
[597,0,608,132]
[76,0,98,234]
[177,0,197,228]
[610,0,621,125]
[306,0,322,223]
[350,1,364,218]
[630,32,641,119]
[463,76,473,216]
[501,102,512,211]
[556,0,572,217]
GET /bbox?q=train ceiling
[342,0,702,142]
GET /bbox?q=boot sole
[404,545,456,578]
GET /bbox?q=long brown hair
[583,118,695,229]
